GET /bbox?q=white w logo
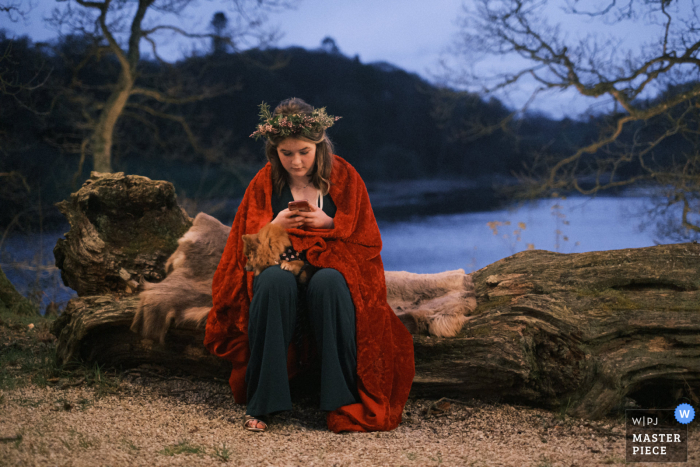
[679,410,690,418]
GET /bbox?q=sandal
[244,415,268,432]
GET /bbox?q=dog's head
[241,223,292,275]
[242,235,282,276]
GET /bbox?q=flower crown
[250,102,341,141]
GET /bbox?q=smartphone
[288,200,312,212]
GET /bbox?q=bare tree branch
[0,0,35,22]
[450,0,700,238]
[44,0,298,173]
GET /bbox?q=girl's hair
[264,98,334,196]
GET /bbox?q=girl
[204,98,415,433]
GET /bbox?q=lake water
[377,194,666,274]
[0,193,672,312]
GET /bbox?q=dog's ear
[242,234,259,248]
[242,235,258,257]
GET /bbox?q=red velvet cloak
[204,155,415,432]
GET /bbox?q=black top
[271,183,337,220]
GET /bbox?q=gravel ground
[2,373,698,467]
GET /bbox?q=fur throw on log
[130,214,477,344]
[386,269,476,337]
[130,212,230,343]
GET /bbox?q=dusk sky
[3,0,675,119]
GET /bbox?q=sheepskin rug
[131,213,477,341]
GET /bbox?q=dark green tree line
[1,33,617,228]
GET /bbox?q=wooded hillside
[0,33,603,230]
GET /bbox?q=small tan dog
[242,222,315,283]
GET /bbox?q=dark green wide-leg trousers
[245,265,359,416]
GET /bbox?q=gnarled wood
[51,295,229,378]
[463,244,700,418]
[53,172,191,296]
[51,243,700,419]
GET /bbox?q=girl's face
[276,137,317,179]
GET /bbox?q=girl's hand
[271,208,305,229]
[296,204,334,229]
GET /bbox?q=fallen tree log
[49,173,700,419]
[51,242,700,419]
[51,295,230,379]
[419,243,700,418]
[53,171,191,296]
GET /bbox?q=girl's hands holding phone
[271,208,305,229]
[295,204,334,229]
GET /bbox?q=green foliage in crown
[250,102,341,141]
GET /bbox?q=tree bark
[86,0,147,173]
[50,242,700,419]
[91,77,133,173]
[51,295,229,378]
[53,171,191,296]
[420,243,700,418]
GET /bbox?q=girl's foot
[244,415,268,432]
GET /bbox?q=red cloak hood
[204,155,415,432]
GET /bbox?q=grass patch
[65,428,98,450]
[77,397,93,410]
[0,310,66,390]
[159,440,205,456]
[59,437,73,451]
[78,436,95,449]
[84,361,122,398]
[16,397,43,408]
[0,368,17,391]
[0,306,41,327]
[557,397,573,421]
[0,309,123,396]
[121,438,140,451]
[213,443,231,462]
[54,397,74,411]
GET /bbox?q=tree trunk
[422,243,700,418]
[51,295,228,378]
[50,242,700,419]
[91,74,133,173]
[53,172,191,296]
